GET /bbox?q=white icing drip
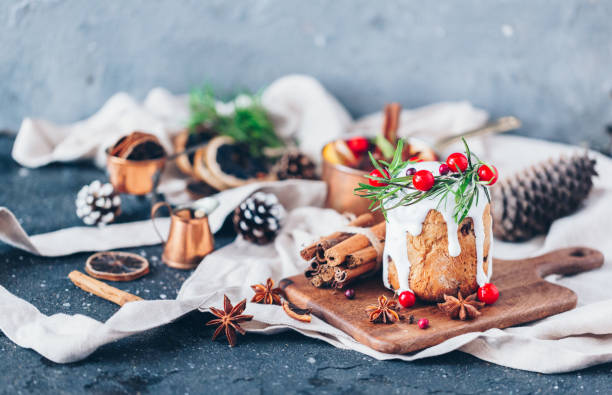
[382,161,492,294]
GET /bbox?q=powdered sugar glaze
[382,161,493,294]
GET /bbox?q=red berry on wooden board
[346,137,369,155]
[368,169,390,187]
[344,288,355,299]
[478,165,499,185]
[413,170,435,191]
[418,318,429,329]
[446,153,469,172]
[398,291,416,308]
[478,283,499,304]
[439,163,450,175]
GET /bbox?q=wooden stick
[334,260,379,287]
[69,270,143,306]
[325,222,386,266]
[300,213,375,260]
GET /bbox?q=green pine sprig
[354,138,494,223]
[187,87,284,157]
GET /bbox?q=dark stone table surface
[0,134,610,394]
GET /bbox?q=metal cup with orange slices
[321,103,521,216]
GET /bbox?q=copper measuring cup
[106,138,210,196]
[106,151,166,195]
[151,202,214,269]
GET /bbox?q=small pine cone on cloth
[233,192,286,245]
[491,153,597,241]
[76,180,121,226]
[275,151,318,180]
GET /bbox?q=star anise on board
[206,295,254,347]
[366,295,400,324]
[250,278,282,305]
[437,292,485,320]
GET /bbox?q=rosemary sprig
[354,138,493,223]
[187,87,284,157]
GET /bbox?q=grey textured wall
[1,0,611,150]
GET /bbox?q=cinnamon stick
[300,213,375,260]
[334,260,379,287]
[319,265,336,284]
[325,222,386,266]
[382,103,401,146]
[346,246,379,268]
[375,103,402,157]
[304,260,322,278]
[69,270,143,306]
[310,275,324,288]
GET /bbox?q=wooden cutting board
[281,247,604,354]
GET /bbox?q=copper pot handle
[151,201,172,245]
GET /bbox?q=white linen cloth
[2,75,611,373]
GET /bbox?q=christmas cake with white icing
[356,139,499,304]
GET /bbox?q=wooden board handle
[69,270,143,306]
[527,247,604,278]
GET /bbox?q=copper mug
[151,202,214,269]
[106,150,166,195]
[320,138,434,218]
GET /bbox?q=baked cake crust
[387,204,491,302]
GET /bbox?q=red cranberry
[413,170,435,191]
[418,318,429,329]
[346,137,369,155]
[446,153,469,172]
[368,169,390,187]
[405,167,417,176]
[439,163,450,175]
[478,165,499,185]
[398,291,415,308]
[344,288,355,299]
[478,283,499,304]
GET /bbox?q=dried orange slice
[282,301,312,323]
[322,140,359,167]
[200,136,273,189]
[322,142,342,164]
[333,140,358,166]
[85,251,149,282]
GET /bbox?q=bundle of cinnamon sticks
[301,213,386,289]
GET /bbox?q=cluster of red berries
[368,152,499,190]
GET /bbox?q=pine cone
[275,151,317,180]
[491,153,597,241]
[75,180,121,226]
[233,192,285,245]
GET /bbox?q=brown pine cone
[491,153,597,241]
[275,151,317,180]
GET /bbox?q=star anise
[250,278,282,305]
[366,295,400,324]
[206,295,254,347]
[437,292,485,320]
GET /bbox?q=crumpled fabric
[1,74,610,373]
